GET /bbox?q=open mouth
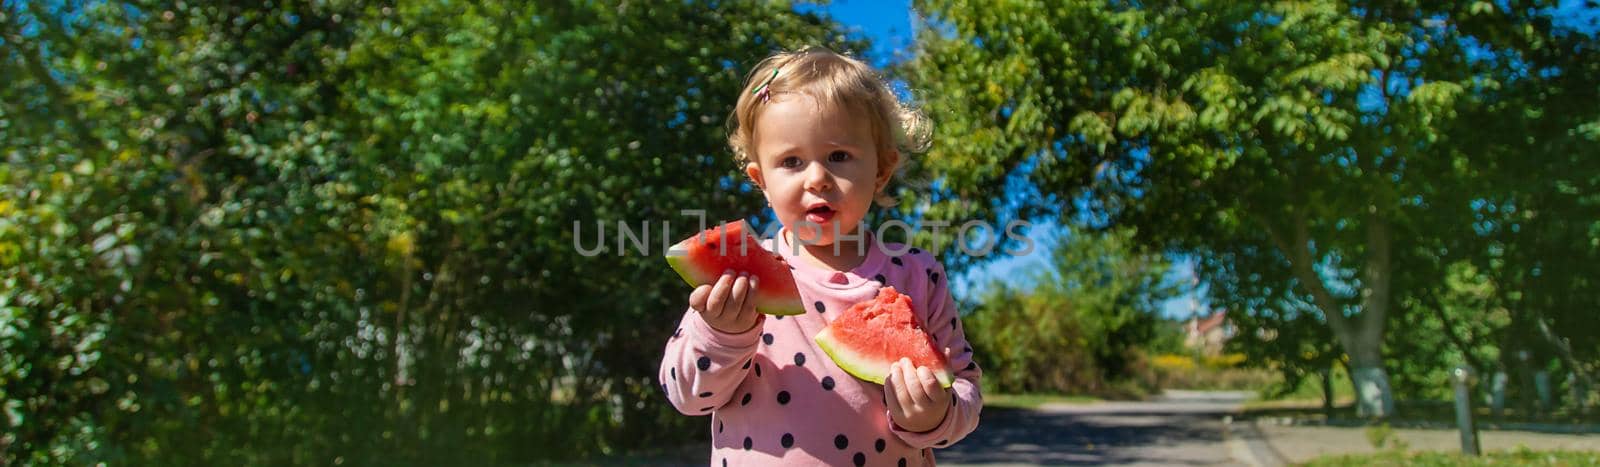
[804,205,835,224]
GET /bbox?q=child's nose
[803,163,833,192]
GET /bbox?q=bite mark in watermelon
[814,287,953,388]
[666,220,804,316]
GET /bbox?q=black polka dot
[777,391,791,404]
[741,393,752,406]
[854,452,867,466]
[699,391,713,398]
[697,356,711,371]
[763,333,774,345]
[661,384,668,395]
[744,436,753,450]
[951,318,958,329]
[898,458,907,467]
[936,439,949,446]
[775,314,784,320]
[675,327,683,338]
[718,420,724,433]
[874,274,886,284]
[814,301,826,313]
[965,361,977,371]
[670,367,676,380]
[875,438,886,452]
[700,406,713,412]
[794,353,806,366]
[964,346,972,353]
[891,257,903,266]
[723,459,728,467]
[781,433,794,448]
[821,376,835,391]
[755,362,763,377]
[834,434,849,449]
[910,247,921,254]
[931,272,941,283]
[742,359,751,369]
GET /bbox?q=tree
[965,225,1177,395]
[904,0,1600,417]
[1,1,856,463]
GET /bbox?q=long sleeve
[659,308,765,415]
[887,260,983,449]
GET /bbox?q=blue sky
[799,0,918,67]
[805,0,1210,320]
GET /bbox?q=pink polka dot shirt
[659,229,983,466]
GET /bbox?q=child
[659,47,982,466]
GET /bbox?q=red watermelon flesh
[815,287,953,388]
[665,220,804,316]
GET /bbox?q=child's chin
[790,229,835,247]
[790,220,862,245]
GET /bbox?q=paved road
[938,390,1257,466]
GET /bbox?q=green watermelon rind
[665,221,805,316]
[815,327,953,389]
[664,254,712,288]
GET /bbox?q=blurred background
[2,0,1598,465]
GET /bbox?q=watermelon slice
[665,220,804,316]
[815,287,953,388]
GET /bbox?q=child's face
[745,95,894,247]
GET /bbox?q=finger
[705,271,736,319]
[905,359,932,407]
[891,361,917,413]
[899,358,925,408]
[725,273,751,320]
[735,277,762,328]
[689,285,712,312]
[918,366,945,402]
[883,364,902,414]
[742,276,761,314]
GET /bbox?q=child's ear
[875,148,900,192]
[744,162,765,191]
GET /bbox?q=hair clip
[751,68,779,103]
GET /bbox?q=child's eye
[779,156,802,169]
[828,150,852,162]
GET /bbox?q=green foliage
[0,1,857,464]
[1363,423,1409,452]
[905,0,1600,414]
[965,226,1176,396]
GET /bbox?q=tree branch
[1421,287,1492,376]
[1358,209,1391,341]
[1262,211,1356,342]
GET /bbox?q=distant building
[1183,310,1232,355]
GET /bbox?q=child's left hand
[884,349,954,433]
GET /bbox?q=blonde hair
[726,46,931,206]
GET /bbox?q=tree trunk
[1349,211,1395,418]
[1264,211,1396,418]
[1321,366,1335,418]
[1347,333,1396,418]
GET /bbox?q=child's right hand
[689,270,763,334]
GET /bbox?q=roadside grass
[986,393,1102,410]
[1301,448,1600,466]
